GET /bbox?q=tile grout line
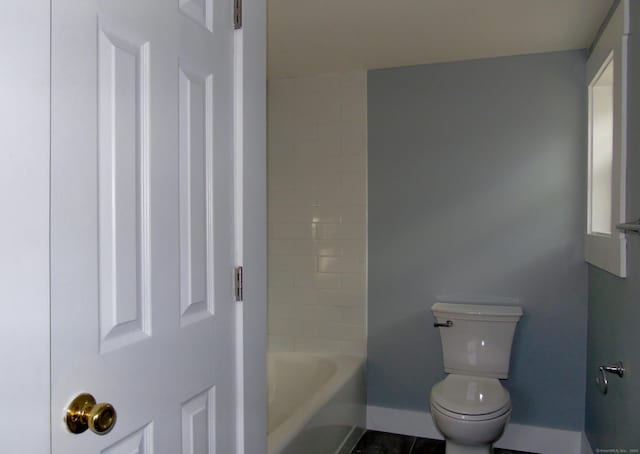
[408,436,417,454]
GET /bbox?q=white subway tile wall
[267,71,367,357]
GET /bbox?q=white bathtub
[267,352,366,454]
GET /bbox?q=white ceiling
[268,0,615,79]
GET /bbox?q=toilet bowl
[430,374,511,454]
[430,303,523,454]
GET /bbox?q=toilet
[430,302,523,454]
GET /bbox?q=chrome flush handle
[433,320,453,328]
[596,361,625,395]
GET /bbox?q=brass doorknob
[65,393,117,435]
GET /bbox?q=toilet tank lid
[432,302,523,318]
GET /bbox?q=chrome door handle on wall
[595,361,625,394]
[433,320,453,328]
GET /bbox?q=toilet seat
[431,399,510,422]
[430,374,511,420]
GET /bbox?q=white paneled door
[50,0,238,452]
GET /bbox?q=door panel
[97,26,151,353]
[51,0,236,451]
[179,63,215,327]
[181,387,216,454]
[102,425,153,454]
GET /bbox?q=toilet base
[445,440,493,454]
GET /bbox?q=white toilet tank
[432,303,523,379]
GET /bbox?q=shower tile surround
[267,71,367,356]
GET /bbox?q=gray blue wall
[585,3,640,449]
[367,50,588,430]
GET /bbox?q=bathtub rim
[267,352,365,454]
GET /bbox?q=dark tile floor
[351,430,538,454]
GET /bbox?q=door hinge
[234,0,242,29]
[234,266,243,301]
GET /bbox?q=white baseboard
[367,406,442,440]
[580,432,594,454]
[366,405,588,454]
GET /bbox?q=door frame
[235,0,268,452]
[0,0,265,451]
